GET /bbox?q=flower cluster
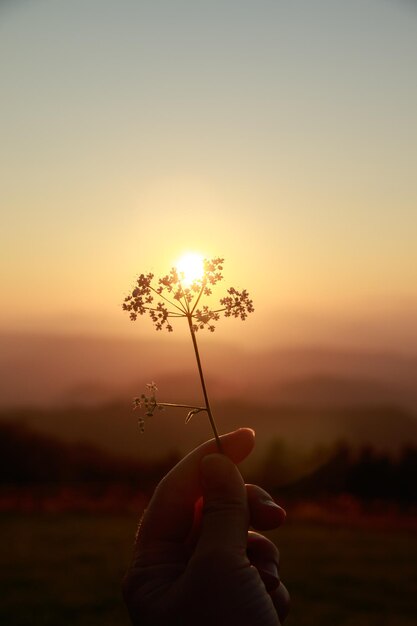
[122,257,254,333]
[220,288,255,320]
[132,381,206,433]
[132,382,164,432]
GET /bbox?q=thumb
[196,453,249,557]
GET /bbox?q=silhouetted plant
[122,257,254,450]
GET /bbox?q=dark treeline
[1,421,416,505]
[0,421,179,493]
[260,439,417,505]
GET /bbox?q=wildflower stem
[180,279,191,315]
[157,402,206,411]
[190,279,206,315]
[211,304,245,314]
[187,314,223,452]
[142,307,183,317]
[149,286,186,314]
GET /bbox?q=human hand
[123,428,290,626]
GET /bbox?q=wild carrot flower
[123,257,254,450]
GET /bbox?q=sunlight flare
[176,252,205,286]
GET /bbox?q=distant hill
[1,332,416,464]
[2,401,416,465]
[1,332,416,412]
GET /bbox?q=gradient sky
[1,0,416,350]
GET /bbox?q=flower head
[122,257,254,332]
[124,256,254,446]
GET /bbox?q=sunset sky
[1,0,416,351]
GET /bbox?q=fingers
[247,531,280,565]
[270,582,290,623]
[247,531,280,593]
[138,428,255,545]
[247,532,290,622]
[194,453,248,557]
[186,484,286,551]
[246,484,286,530]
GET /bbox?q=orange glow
[176,252,205,286]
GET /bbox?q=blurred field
[1,513,416,626]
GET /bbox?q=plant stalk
[187,315,223,452]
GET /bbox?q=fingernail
[240,427,255,437]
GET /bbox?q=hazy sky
[1,0,416,350]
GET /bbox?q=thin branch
[187,314,223,452]
[190,279,207,315]
[141,306,183,317]
[178,277,191,315]
[208,302,244,315]
[157,402,206,411]
[149,285,186,314]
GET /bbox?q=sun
[176,252,204,286]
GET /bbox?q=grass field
[0,512,416,626]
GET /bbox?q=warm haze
[1,0,416,355]
[0,7,416,624]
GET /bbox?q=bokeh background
[1,1,416,625]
